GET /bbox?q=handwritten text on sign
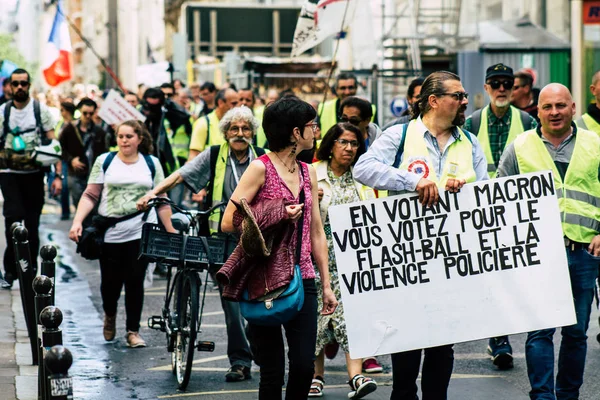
[98,89,146,126]
[329,171,576,359]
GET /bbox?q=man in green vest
[575,70,600,135]
[464,63,537,179]
[354,71,489,400]
[496,83,600,400]
[189,88,239,161]
[318,72,377,135]
[137,106,265,383]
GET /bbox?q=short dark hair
[160,82,174,91]
[76,97,97,110]
[514,71,534,88]
[200,82,217,92]
[60,102,76,116]
[336,72,357,86]
[316,122,365,163]
[215,88,237,107]
[340,96,372,121]
[126,91,137,97]
[10,68,30,82]
[407,77,425,98]
[262,97,317,152]
[279,88,296,98]
[2,78,10,87]
[143,87,165,103]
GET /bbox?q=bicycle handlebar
[146,197,226,218]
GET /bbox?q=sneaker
[0,278,11,289]
[1,272,14,289]
[103,314,116,341]
[324,340,340,360]
[225,364,251,382]
[487,336,513,369]
[362,357,383,373]
[126,331,146,348]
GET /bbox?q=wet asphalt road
[39,214,600,400]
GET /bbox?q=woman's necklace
[273,151,296,173]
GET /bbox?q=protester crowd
[0,62,599,400]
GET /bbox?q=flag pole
[318,0,352,122]
[55,5,127,93]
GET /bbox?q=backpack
[1,100,46,150]
[469,107,532,136]
[102,151,156,182]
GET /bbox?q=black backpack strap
[206,145,221,205]
[254,146,266,157]
[470,109,482,136]
[519,109,532,131]
[102,151,118,174]
[142,154,156,183]
[204,114,211,147]
[392,123,409,169]
[33,100,44,134]
[1,101,11,149]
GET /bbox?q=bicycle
[139,197,236,390]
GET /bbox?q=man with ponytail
[354,71,488,400]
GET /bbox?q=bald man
[575,70,600,135]
[497,83,600,400]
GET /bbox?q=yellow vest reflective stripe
[580,113,600,136]
[477,105,525,178]
[514,128,600,242]
[208,143,260,234]
[398,120,476,188]
[318,99,377,137]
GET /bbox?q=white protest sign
[98,89,146,125]
[329,171,576,359]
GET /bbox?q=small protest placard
[98,89,146,125]
[329,171,576,359]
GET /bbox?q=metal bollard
[45,345,73,400]
[40,246,57,305]
[13,225,39,365]
[34,276,54,400]
[40,306,63,348]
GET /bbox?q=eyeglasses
[334,139,360,149]
[164,92,174,98]
[487,80,514,90]
[10,80,29,88]
[81,111,94,117]
[439,92,469,102]
[228,125,252,134]
[305,122,319,133]
[340,117,363,126]
[337,85,356,91]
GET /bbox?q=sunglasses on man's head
[11,80,30,88]
[487,80,514,90]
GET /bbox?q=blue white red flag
[42,2,72,87]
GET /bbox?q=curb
[10,283,37,400]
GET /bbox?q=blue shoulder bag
[239,167,306,326]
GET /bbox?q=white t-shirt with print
[88,152,164,243]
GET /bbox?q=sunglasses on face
[439,92,469,102]
[11,80,30,88]
[81,112,94,117]
[337,86,356,91]
[487,80,514,90]
[340,117,363,126]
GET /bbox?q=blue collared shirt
[353,117,489,191]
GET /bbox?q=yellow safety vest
[167,122,190,161]
[209,143,261,234]
[477,105,525,178]
[576,113,600,136]
[254,106,268,148]
[398,120,476,188]
[190,111,224,153]
[514,128,600,243]
[318,99,376,137]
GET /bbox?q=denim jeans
[391,345,454,400]
[217,284,253,368]
[525,246,599,400]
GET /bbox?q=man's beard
[13,90,29,102]
[493,98,511,108]
[452,106,467,126]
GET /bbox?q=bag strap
[295,163,306,265]
[103,151,156,184]
[1,101,12,149]
[519,109,532,131]
[33,100,44,138]
[470,109,482,136]
[204,114,211,146]
[392,123,409,169]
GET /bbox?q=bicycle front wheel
[175,273,199,389]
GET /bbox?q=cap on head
[485,63,514,81]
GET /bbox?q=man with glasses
[137,106,264,382]
[339,96,382,150]
[464,63,537,370]
[318,72,377,135]
[511,69,539,122]
[58,97,107,208]
[0,68,62,289]
[354,71,488,400]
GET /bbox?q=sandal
[347,374,377,399]
[308,376,325,397]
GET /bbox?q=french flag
[42,1,72,87]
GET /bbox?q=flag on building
[42,1,72,87]
[291,0,355,58]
